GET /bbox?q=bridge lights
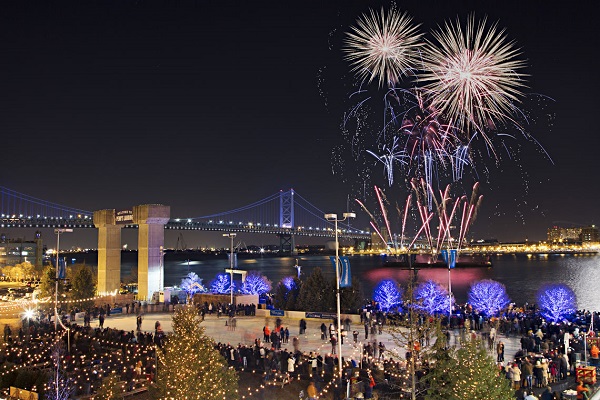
[324,212,355,379]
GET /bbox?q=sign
[270,309,285,317]
[115,210,134,225]
[305,312,337,319]
[110,307,123,315]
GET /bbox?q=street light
[324,212,355,378]
[54,228,72,330]
[223,233,236,305]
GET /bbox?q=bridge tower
[93,209,122,294]
[133,204,170,301]
[278,190,296,255]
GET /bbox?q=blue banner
[329,256,352,287]
[441,249,448,264]
[449,249,457,269]
[339,256,352,287]
[58,257,66,279]
[270,309,285,317]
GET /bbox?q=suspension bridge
[0,185,372,300]
[0,186,369,239]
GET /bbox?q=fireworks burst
[421,15,527,146]
[344,7,422,88]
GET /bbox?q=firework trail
[421,15,527,147]
[344,7,422,88]
[457,182,483,250]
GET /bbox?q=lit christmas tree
[154,305,238,399]
[538,284,577,323]
[424,338,513,400]
[467,279,510,317]
[210,273,234,294]
[93,371,124,400]
[414,280,451,315]
[240,271,272,295]
[373,279,403,311]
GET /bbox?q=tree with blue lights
[241,271,272,295]
[281,276,296,291]
[181,272,207,300]
[468,279,510,317]
[374,279,403,311]
[537,284,577,323]
[210,273,234,294]
[273,276,301,310]
[414,280,451,315]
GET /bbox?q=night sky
[1,1,598,249]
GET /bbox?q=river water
[71,252,600,311]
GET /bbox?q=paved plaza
[99,309,523,365]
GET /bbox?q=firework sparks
[344,7,422,88]
[367,136,408,186]
[421,15,527,145]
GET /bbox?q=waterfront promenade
[97,309,598,399]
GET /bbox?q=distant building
[547,226,582,243]
[0,231,44,268]
[547,225,599,243]
[580,225,599,242]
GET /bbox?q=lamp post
[54,228,72,330]
[223,233,236,305]
[324,212,355,378]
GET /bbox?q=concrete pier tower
[93,209,122,294]
[133,204,170,301]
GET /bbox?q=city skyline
[1,1,598,248]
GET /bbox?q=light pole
[54,228,72,330]
[223,233,236,305]
[324,212,355,378]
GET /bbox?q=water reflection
[73,252,600,311]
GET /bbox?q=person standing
[511,363,522,390]
[98,313,105,329]
[497,341,505,362]
[330,335,337,354]
[136,314,142,331]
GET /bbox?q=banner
[58,257,66,280]
[270,309,285,317]
[441,249,448,264]
[330,256,352,287]
[227,253,238,268]
[339,256,352,287]
[449,249,457,269]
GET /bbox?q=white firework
[421,16,527,144]
[344,7,422,88]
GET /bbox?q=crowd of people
[0,315,159,398]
